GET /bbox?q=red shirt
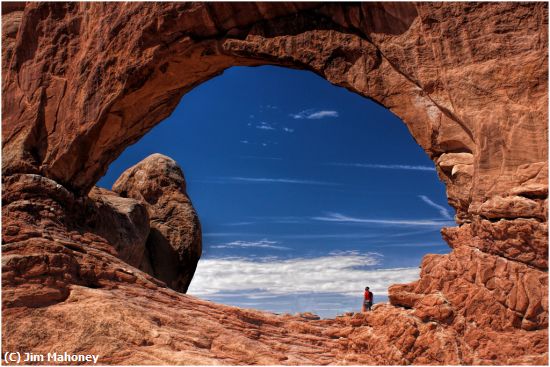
[364,291,373,301]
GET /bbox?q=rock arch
[2,2,548,364]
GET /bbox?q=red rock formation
[2,239,547,365]
[112,153,202,293]
[87,187,150,270]
[2,2,548,365]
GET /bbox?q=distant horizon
[98,65,453,318]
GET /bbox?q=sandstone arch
[2,2,548,364]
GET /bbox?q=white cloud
[203,232,256,237]
[260,104,279,110]
[290,109,339,120]
[280,232,382,239]
[188,252,419,298]
[250,215,306,224]
[277,234,446,249]
[329,162,436,171]
[218,214,453,229]
[312,212,454,227]
[379,242,447,248]
[239,155,283,161]
[307,110,339,119]
[211,239,290,251]
[240,140,249,144]
[202,232,447,250]
[385,228,442,237]
[192,290,378,318]
[224,176,337,186]
[256,121,275,130]
[418,195,452,219]
[283,127,295,133]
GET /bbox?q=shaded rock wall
[2,2,548,365]
[87,187,150,270]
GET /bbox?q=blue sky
[98,66,453,318]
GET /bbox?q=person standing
[362,286,374,312]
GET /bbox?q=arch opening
[99,65,454,318]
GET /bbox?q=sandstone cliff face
[2,2,548,365]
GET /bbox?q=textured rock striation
[2,2,548,365]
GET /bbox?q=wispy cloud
[375,242,447,248]
[195,177,337,186]
[239,155,283,161]
[312,212,454,227]
[210,214,453,229]
[249,215,306,224]
[329,162,436,171]
[418,195,452,219]
[260,104,279,110]
[256,121,275,130]
[279,232,382,239]
[203,232,447,250]
[211,239,290,251]
[308,110,339,119]
[203,232,258,237]
[240,140,249,144]
[277,234,445,246]
[224,177,338,186]
[188,252,418,299]
[283,127,295,133]
[290,109,339,120]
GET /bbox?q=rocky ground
[3,236,547,365]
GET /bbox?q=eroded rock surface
[2,2,548,365]
[87,187,150,270]
[3,238,547,365]
[112,154,202,293]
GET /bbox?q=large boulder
[87,187,150,270]
[112,154,202,293]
